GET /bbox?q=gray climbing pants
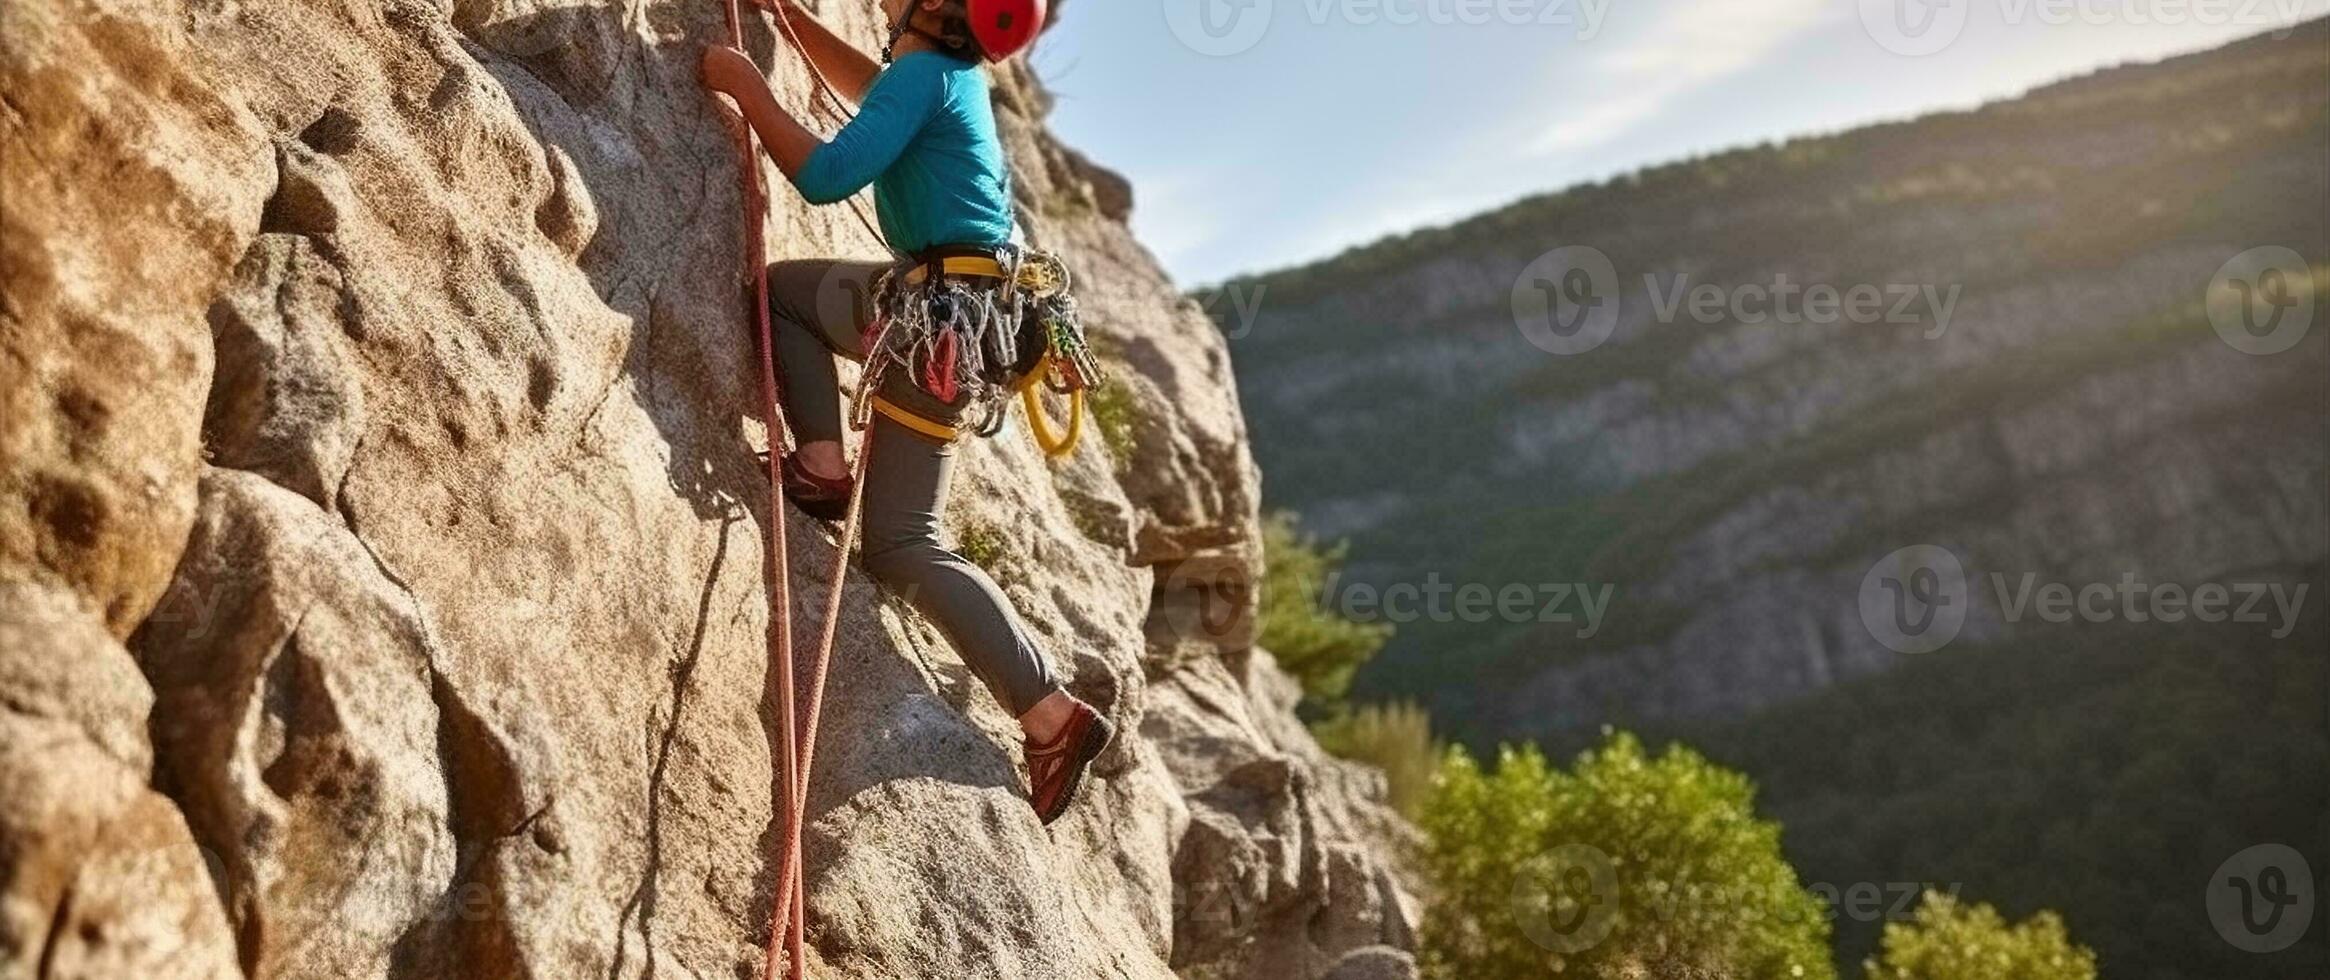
[765,258,1063,718]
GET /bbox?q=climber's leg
[856,415,1064,718]
[765,258,889,475]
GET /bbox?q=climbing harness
[861,244,1103,458]
[707,6,1095,978]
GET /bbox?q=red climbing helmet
[966,0,1045,62]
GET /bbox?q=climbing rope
[709,3,805,977]
[707,2,886,978]
[709,9,1103,971]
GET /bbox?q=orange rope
[715,6,898,977]
[712,0,812,977]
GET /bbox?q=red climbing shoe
[1026,701,1114,825]
[763,451,852,522]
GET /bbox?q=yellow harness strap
[871,396,961,442]
[901,256,1006,285]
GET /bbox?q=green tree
[1865,893,2097,980]
[1258,512,1391,708]
[1420,732,1834,980]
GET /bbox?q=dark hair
[907,0,985,61]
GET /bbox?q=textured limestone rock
[1147,652,1420,979]
[0,582,241,979]
[1,1,1416,978]
[134,470,454,979]
[0,0,272,636]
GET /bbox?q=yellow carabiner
[1018,355,1084,458]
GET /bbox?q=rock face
[0,2,1416,979]
[1219,22,2330,742]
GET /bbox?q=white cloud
[1530,0,1840,154]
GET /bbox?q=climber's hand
[699,46,761,100]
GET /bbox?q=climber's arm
[783,58,940,204]
[761,0,880,103]
[702,46,937,205]
[702,47,824,182]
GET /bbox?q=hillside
[1222,20,2329,739]
[1216,20,2330,978]
[0,2,1417,978]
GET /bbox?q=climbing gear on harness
[864,244,1103,457]
[1026,700,1115,825]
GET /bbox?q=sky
[1028,0,2330,285]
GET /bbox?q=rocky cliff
[1220,21,2330,743]
[0,2,1418,977]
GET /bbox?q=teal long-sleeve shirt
[793,51,1012,254]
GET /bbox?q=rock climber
[698,0,1114,826]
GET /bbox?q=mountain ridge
[1219,16,2329,739]
[1208,18,2327,297]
